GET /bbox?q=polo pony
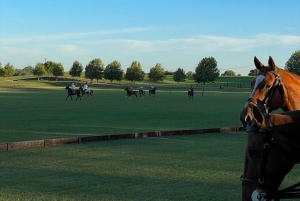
[241,104,300,201]
[149,87,157,97]
[65,86,81,101]
[124,87,138,98]
[188,90,194,100]
[138,88,145,97]
[240,56,300,128]
[79,86,93,98]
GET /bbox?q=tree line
[0,57,220,85]
[1,50,299,84]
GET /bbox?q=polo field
[1,81,300,200]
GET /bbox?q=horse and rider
[68,82,93,98]
[188,85,194,99]
[65,84,81,101]
[138,85,145,97]
[125,85,138,98]
[80,82,93,97]
[149,85,157,97]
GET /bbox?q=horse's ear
[254,56,264,70]
[268,56,276,71]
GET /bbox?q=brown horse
[65,86,81,101]
[79,86,93,98]
[149,87,157,97]
[124,87,138,98]
[188,90,194,100]
[241,104,300,201]
[239,56,300,128]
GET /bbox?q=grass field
[0,133,247,201]
[0,83,250,143]
[1,78,298,201]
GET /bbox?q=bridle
[241,115,300,201]
[247,68,284,113]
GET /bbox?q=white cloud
[48,44,85,56]
[0,27,154,45]
[253,33,300,46]
[78,33,300,54]
[1,30,299,74]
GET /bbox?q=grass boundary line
[0,126,246,151]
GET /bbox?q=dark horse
[241,104,300,201]
[79,86,93,98]
[65,86,81,101]
[188,90,194,100]
[149,87,157,97]
[240,56,300,128]
[124,87,138,98]
[139,88,145,97]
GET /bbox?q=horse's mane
[278,67,300,80]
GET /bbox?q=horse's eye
[249,149,259,158]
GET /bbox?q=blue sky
[1,0,299,76]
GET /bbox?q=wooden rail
[0,127,245,151]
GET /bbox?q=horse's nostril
[246,115,251,123]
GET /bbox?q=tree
[13,65,33,76]
[248,69,259,76]
[148,63,165,83]
[33,63,46,80]
[85,58,104,82]
[222,70,236,76]
[285,50,300,75]
[164,71,173,75]
[186,71,193,79]
[44,61,56,77]
[125,61,145,83]
[0,63,4,77]
[193,57,219,96]
[173,68,186,84]
[69,61,83,79]
[104,60,123,83]
[1,62,15,79]
[52,62,64,81]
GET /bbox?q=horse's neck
[280,70,300,110]
[270,113,300,142]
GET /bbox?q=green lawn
[1,132,299,201]
[0,84,250,143]
[0,132,246,200]
[0,79,299,200]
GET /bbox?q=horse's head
[240,56,284,127]
[65,86,70,90]
[242,104,300,201]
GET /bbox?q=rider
[150,85,155,93]
[138,85,144,93]
[71,82,76,92]
[129,85,133,95]
[83,82,88,93]
[189,85,194,93]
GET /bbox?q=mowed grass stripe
[0,87,248,143]
[0,132,247,201]
[1,132,299,200]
